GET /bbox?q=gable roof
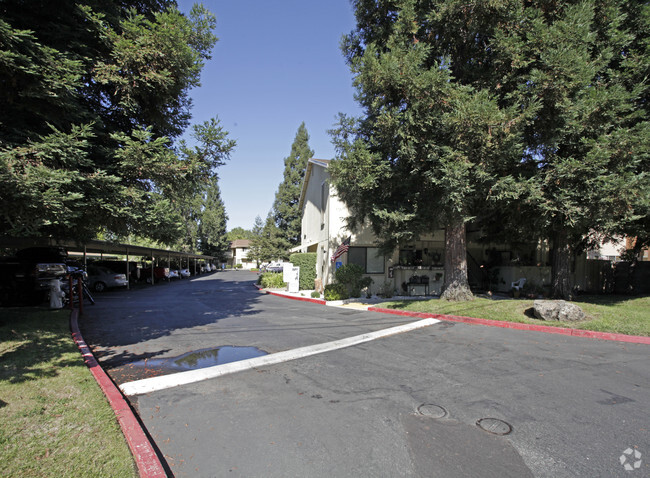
[298,158,331,212]
[230,239,251,249]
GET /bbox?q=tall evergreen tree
[0,1,235,242]
[226,227,254,241]
[259,213,289,262]
[488,0,649,298]
[272,123,314,247]
[198,178,229,260]
[330,0,525,300]
[247,215,265,267]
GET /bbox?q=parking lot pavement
[80,271,649,478]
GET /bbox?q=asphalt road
[79,271,649,478]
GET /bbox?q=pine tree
[247,215,265,267]
[227,228,255,241]
[330,0,525,300]
[0,1,235,243]
[259,213,289,262]
[198,178,229,260]
[488,0,649,299]
[272,123,314,247]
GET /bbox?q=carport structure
[0,237,217,288]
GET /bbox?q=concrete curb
[69,309,168,477]
[367,306,650,345]
[257,284,649,345]
[256,284,327,305]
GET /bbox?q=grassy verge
[0,307,137,477]
[378,295,650,337]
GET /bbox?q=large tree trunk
[551,229,572,300]
[440,218,474,301]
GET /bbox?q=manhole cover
[476,418,512,435]
[417,404,447,419]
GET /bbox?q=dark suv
[0,247,68,305]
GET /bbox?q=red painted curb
[69,310,168,477]
[255,284,327,305]
[367,306,650,344]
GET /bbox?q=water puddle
[173,346,267,369]
[108,346,268,384]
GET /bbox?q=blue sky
[176,0,361,230]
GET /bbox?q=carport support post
[77,278,83,316]
[68,275,74,310]
[151,250,155,285]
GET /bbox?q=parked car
[87,265,128,292]
[265,262,283,273]
[0,247,68,305]
[140,266,170,283]
[93,260,141,284]
[179,268,191,279]
[168,269,180,280]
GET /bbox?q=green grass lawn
[379,295,650,337]
[0,308,137,478]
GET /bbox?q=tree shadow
[77,273,266,367]
[572,294,648,306]
[0,308,83,384]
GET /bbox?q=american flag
[331,236,351,262]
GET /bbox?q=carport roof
[0,237,215,261]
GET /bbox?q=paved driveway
[80,271,649,478]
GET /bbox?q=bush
[289,252,317,290]
[311,291,321,299]
[324,283,349,301]
[259,272,286,289]
[377,281,394,298]
[334,264,373,297]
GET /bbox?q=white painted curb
[120,318,439,396]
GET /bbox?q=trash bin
[49,279,65,309]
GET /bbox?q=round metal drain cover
[417,404,447,419]
[476,418,512,435]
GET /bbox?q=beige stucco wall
[298,160,556,296]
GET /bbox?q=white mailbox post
[283,263,300,293]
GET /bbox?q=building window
[348,247,384,274]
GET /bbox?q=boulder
[558,302,585,322]
[533,300,563,321]
[533,300,585,322]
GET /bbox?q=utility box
[284,264,300,293]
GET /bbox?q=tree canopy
[271,122,314,247]
[331,0,648,300]
[0,1,235,245]
[197,177,229,260]
[330,0,526,300]
[487,0,649,297]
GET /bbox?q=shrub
[334,264,373,297]
[289,253,317,290]
[311,291,321,299]
[324,283,349,301]
[377,281,394,298]
[259,272,286,289]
